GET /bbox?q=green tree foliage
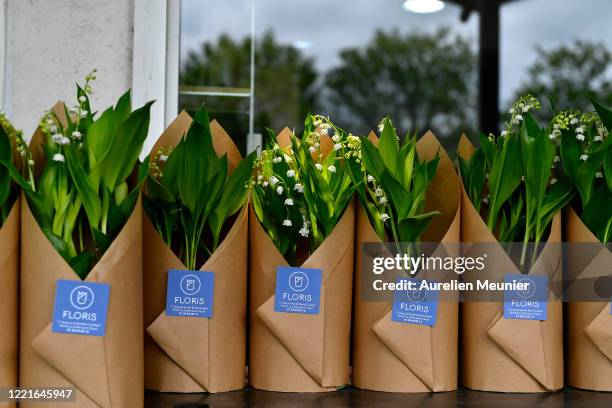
[512,39,612,118]
[180,31,319,153]
[325,28,477,143]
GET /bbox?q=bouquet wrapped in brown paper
[458,96,573,392]
[558,100,612,391]
[0,113,23,408]
[248,115,355,392]
[566,207,612,391]
[143,106,255,393]
[10,74,152,407]
[351,123,460,392]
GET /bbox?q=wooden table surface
[144,387,612,407]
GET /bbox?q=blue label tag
[503,274,548,320]
[391,278,439,326]
[52,280,110,336]
[274,266,322,314]
[166,270,215,318]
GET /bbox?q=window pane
[180,0,479,153]
[501,0,612,117]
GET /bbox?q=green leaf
[361,137,387,182]
[64,145,102,228]
[397,211,440,242]
[199,155,228,228]
[561,128,595,207]
[118,156,150,222]
[487,133,522,231]
[161,136,184,196]
[378,117,399,176]
[459,149,486,213]
[92,227,112,254]
[0,159,52,226]
[113,89,132,124]
[399,137,416,190]
[177,106,218,215]
[101,100,153,191]
[478,132,495,166]
[538,178,575,241]
[590,97,612,130]
[581,184,612,243]
[209,151,257,249]
[520,114,555,241]
[42,228,70,260]
[87,106,116,168]
[377,168,409,218]
[68,252,94,279]
[604,148,612,191]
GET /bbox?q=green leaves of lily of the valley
[250,115,355,266]
[358,118,440,244]
[558,99,612,243]
[460,97,575,268]
[1,76,153,278]
[482,130,522,235]
[144,105,256,270]
[520,114,558,244]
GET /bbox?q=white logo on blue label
[70,285,95,309]
[166,269,214,318]
[52,280,110,336]
[274,266,322,314]
[391,278,439,326]
[503,274,548,320]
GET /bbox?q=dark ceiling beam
[478,0,500,135]
[444,0,520,134]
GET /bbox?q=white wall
[3,0,134,138]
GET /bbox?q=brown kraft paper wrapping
[458,135,563,392]
[0,200,19,408]
[143,112,247,393]
[20,196,144,408]
[351,131,460,392]
[19,105,144,408]
[249,128,355,391]
[566,206,612,391]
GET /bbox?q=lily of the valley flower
[52,153,65,162]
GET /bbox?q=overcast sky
[180,0,612,105]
